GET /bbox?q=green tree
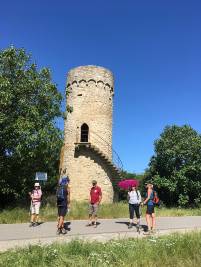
[148,125,201,207]
[0,46,64,206]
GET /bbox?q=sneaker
[61,228,67,234]
[35,222,40,226]
[29,222,35,227]
[86,223,92,227]
[57,228,62,235]
[94,223,97,228]
[128,223,133,229]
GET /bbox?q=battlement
[66,65,114,91]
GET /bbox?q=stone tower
[60,65,122,203]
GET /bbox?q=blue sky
[1,0,201,173]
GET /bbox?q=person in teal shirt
[143,183,156,234]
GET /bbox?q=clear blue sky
[1,0,201,173]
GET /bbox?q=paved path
[0,216,201,251]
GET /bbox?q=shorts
[58,205,67,217]
[31,202,41,215]
[89,203,99,216]
[146,205,155,215]
[129,204,140,219]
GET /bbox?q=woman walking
[29,182,42,227]
[143,183,156,234]
[128,185,141,231]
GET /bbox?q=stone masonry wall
[62,66,115,203]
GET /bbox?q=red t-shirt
[90,186,102,204]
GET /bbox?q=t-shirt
[146,190,154,206]
[32,189,42,203]
[128,190,141,204]
[90,186,102,204]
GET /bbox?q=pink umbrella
[118,179,139,190]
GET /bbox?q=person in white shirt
[127,185,141,230]
[29,183,42,227]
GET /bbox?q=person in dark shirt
[86,180,102,228]
[56,176,70,235]
[143,183,156,235]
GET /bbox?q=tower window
[81,123,89,142]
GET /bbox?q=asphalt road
[0,216,201,251]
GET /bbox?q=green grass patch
[0,232,201,266]
[0,202,201,224]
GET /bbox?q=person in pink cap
[29,182,42,227]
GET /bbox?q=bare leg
[58,216,64,229]
[36,214,39,223]
[31,214,35,223]
[145,214,152,231]
[94,215,97,227]
[151,213,156,230]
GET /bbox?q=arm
[143,189,151,205]
[138,191,142,203]
[98,189,102,204]
[67,185,70,207]
[127,192,130,202]
[89,189,91,203]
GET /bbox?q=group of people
[29,175,156,235]
[127,183,156,234]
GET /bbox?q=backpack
[56,185,65,203]
[152,190,160,206]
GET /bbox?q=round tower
[61,65,118,203]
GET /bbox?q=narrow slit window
[81,123,89,142]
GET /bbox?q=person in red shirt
[86,180,102,228]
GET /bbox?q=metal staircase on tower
[74,131,123,185]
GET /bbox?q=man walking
[87,180,102,228]
[56,176,70,234]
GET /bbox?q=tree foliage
[0,47,63,206]
[148,125,201,207]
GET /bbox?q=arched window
[81,123,89,142]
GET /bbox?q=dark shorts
[146,205,155,215]
[129,204,140,219]
[58,205,67,217]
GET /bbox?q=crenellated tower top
[66,65,114,93]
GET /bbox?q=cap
[92,180,97,184]
[34,182,40,187]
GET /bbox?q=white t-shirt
[128,190,141,204]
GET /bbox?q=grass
[0,201,201,224]
[0,231,201,266]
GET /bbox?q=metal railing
[89,130,123,172]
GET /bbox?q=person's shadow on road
[64,221,71,231]
[115,221,148,232]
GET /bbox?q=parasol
[118,179,139,190]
